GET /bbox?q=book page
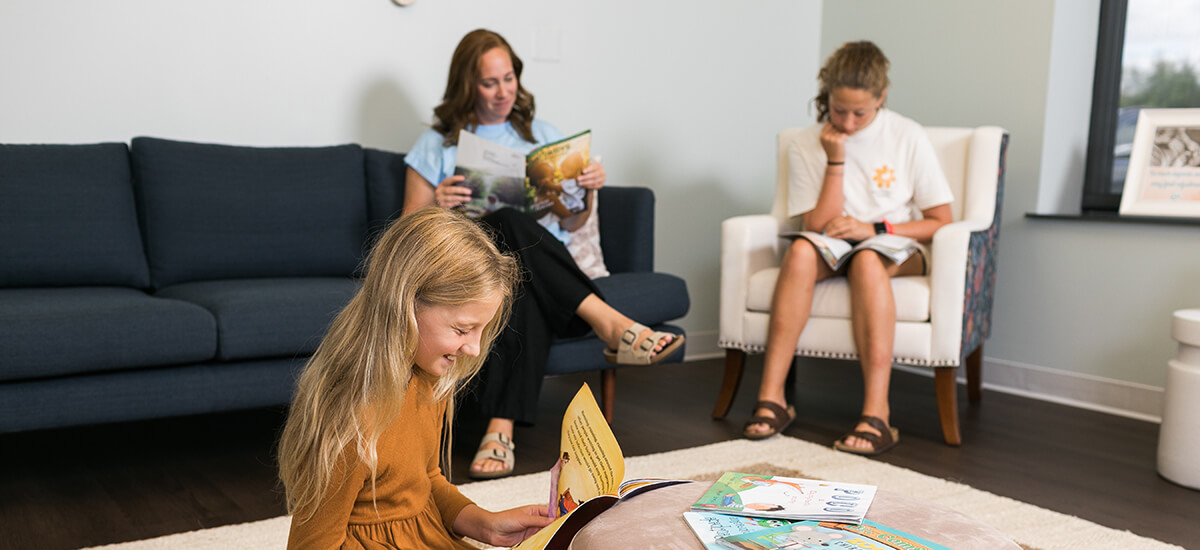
[456,129,525,177]
[549,383,624,517]
[526,130,591,218]
[454,130,530,218]
[853,234,917,266]
[779,231,852,270]
[511,384,624,550]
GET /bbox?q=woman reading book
[404,29,683,480]
[278,208,552,548]
[742,41,954,456]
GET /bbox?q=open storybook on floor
[510,383,689,550]
[453,129,592,220]
[780,231,919,272]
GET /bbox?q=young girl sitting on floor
[277,207,553,549]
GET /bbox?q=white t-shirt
[786,109,953,224]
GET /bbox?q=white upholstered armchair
[713,126,1009,446]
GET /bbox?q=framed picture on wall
[1118,108,1200,217]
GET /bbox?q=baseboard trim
[693,329,1164,422]
[896,357,1164,423]
[682,329,723,361]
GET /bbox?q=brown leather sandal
[742,400,796,440]
[833,415,900,456]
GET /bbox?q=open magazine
[511,384,689,550]
[691,472,876,523]
[715,519,951,550]
[453,129,592,219]
[780,231,919,272]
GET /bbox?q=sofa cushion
[156,277,359,361]
[131,137,369,288]
[592,272,690,326]
[0,288,216,382]
[0,143,150,288]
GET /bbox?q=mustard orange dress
[286,376,476,549]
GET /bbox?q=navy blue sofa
[0,137,689,434]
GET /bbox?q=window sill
[1025,212,1200,227]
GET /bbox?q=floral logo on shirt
[873,165,895,189]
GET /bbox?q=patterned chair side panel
[960,133,1009,361]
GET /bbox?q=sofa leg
[601,369,616,424]
[935,367,963,446]
[712,349,747,419]
[966,345,983,403]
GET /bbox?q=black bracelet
[827,161,844,166]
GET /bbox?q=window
[1082,0,1200,213]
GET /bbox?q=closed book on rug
[691,471,876,523]
[683,511,798,550]
[715,518,951,550]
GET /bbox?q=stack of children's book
[686,472,950,550]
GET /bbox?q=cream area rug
[84,435,1182,550]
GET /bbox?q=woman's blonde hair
[277,207,519,520]
[813,41,890,123]
[432,28,536,147]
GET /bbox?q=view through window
[1083,0,1200,212]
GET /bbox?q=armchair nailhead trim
[717,341,960,368]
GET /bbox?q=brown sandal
[742,400,796,440]
[833,415,900,456]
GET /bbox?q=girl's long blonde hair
[277,207,518,520]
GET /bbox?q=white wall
[0,0,822,347]
[821,0,1200,419]
[10,0,1191,418]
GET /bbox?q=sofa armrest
[597,187,654,273]
[719,214,782,346]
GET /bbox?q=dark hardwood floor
[2,356,1197,550]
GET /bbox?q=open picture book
[453,129,592,220]
[779,231,920,272]
[510,384,688,550]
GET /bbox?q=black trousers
[472,208,602,424]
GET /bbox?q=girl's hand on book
[823,215,871,241]
[460,504,554,546]
[577,159,605,190]
[434,175,470,208]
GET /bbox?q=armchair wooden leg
[601,369,615,424]
[966,345,983,403]
[934,367,963,446]
[712,349,747,419]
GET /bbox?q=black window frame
[1081,0,1129,213]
